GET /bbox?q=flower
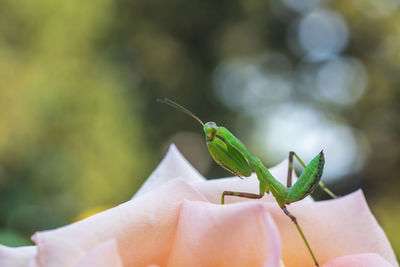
[0,144,398,267]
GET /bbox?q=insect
[158,98,338,267]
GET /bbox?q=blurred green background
[0,0,399,259]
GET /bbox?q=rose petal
[12,145,396,267]
[75,239,123,267]
[322,253,394,267]
[0,245,36,267]
[167,200,281,267]
[191,159,314,204]
[259,190,398,267]
[30,179,207,267]
[134,144,205,198]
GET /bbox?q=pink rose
[1,144,398,267]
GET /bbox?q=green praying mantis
[158,98,338,267]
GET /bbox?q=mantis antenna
[157,98,204,127]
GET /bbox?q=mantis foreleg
[287,151,338,198]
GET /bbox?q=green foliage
[0,0,151,236]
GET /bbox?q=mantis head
[204,122,217,142]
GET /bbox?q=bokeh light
[252,104,369,181]
[295,9,349,61]
[213,53,293,113]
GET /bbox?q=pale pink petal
[30,179,207,267]
[167,200,281,267]
[260,190,398,267]
[191,172,261,204]
[191,159,313,204]
[264,213,282,267]
[0,245,36,267]
[322,253,394,267]
[76,239,122,267]
[134,144,205,198]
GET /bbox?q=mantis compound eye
[205,122,217,127]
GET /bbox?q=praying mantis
[158,98,338,267]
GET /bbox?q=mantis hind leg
[282,206,320,267]
[221,191,264,204]
[221,192,320,266]
[287,151,338,199]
